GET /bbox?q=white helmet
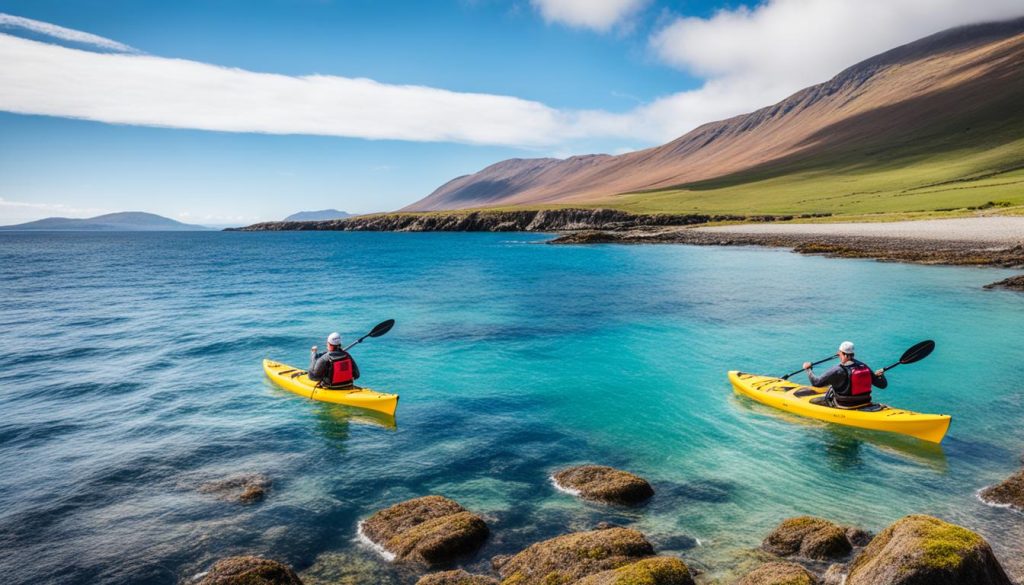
[327,332,342,346]
[838,341,855,355]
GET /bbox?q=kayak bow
[263,359,399,416]
[729,370,950,443]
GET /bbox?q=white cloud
[1,4,1021,152]
[0,33,568,147]
[0,12,137,53]
[531,0,648,32]
[644,0,1024,135]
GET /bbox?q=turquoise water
[1,231,1022,583]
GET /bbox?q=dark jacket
[808,359,886,406]
[309,348,360,387]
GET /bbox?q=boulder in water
[574,556,695,585]
[196,556,302,585]
[493,527,655,585]
[415,569,498,585]
[360,496,488,566]
[736,562,818,585]
[979,468,1024,510]
[762,517,852,560]
[552,465,654,505]
[846,515,1012,585]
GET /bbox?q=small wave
[354,521,395,561]
[549,475,581,497]
[975,487,1020,511]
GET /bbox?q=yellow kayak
[263,359,399,416]
[729,371,950,443]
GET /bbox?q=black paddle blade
[900,339,934,364]
[369,319,395,338]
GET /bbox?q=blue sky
[0,0,1020,225]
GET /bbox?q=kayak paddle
[344,319,395,351]
[780,339,935,380]
[880,339,935,372]
[781,354,837,380]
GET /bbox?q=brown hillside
[405,17,1024,211]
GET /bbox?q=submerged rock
[492,527,655,585]
[762,517,852,560]
[574,556,695,585]
[846,514,1012,585]
[299,551,402,585]
[197,473,271,504]
[196,556,302,585]
[415,569,498,585]
[360,495,488,566]
[552,465,654,505]
[736,562,818,585]
[979,468,1024,510]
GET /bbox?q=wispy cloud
[0,12,137,53]
[0,33,568,147]
[530,0,649,32]
[1,4,1021,151]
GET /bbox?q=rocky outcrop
[552,465,654,505]
[762,517,852,560]
[984,274,1024,292]
[846,515,1012,585]
[197,474,270,504]
[231,209,784,233]
[574,556,695,585]
[979,468,1024,510]
[196,556,302,585]
[492,526,655,585]
[360,496,488,566]
[415,569,499,585]
[736,562,818,585]
[822,564,846,585]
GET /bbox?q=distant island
[0,212,210,231]
[284,209,353,222]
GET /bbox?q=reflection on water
[730,392,948,472]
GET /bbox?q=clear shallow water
[0,231,1022,584]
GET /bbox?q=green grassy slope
[594,109,1024,217]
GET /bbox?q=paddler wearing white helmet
[309,331,361,388]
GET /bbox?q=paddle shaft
[781,354,837,380]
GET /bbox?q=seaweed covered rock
[822,564,846,585]
[196,556,302,585]
[197,473,271,504]
[763,517,852,560]
[415,569,499,585]
[574,556,695,585]
[979,468,1024,510]
[736,562,817,585]
[493,527,655,585]
[361,496,488,566]
[846,515,1012,585]
[552,465,654,505]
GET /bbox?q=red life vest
[846,363,873,396]
[326,355,354,387]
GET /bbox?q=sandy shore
[549,217,1024,278]
[698,217,1024,244]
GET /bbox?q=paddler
[804,341,887,408]
[309,332,361,389]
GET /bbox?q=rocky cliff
[231,208,802,233]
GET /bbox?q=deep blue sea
[1,231,1023,584]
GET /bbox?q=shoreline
[548,218,1024,274]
